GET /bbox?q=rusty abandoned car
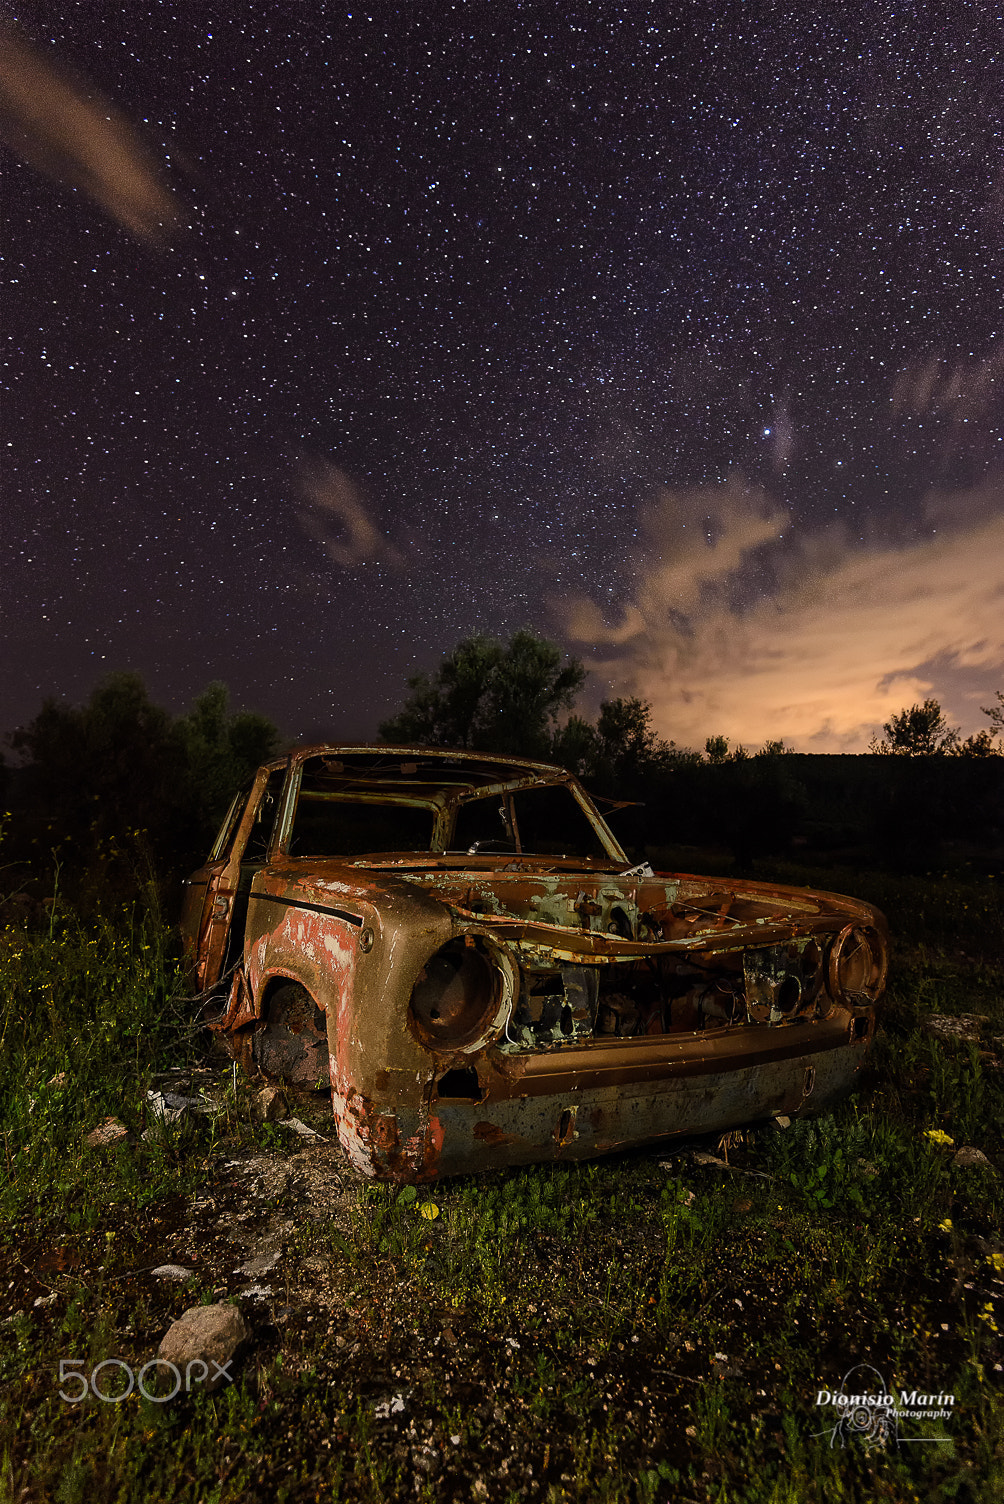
[180,746,888,1181]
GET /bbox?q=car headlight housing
[827,924,887,1006]
[409,935,515,1053]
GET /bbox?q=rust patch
[473,1121,511,1146]
[207,966,256,1033]
[252,983,328,1084]
[424,1112,445,1168]
[370,1110,400,1152]
[554,1106,578,1146]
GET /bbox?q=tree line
[2,635,1002,913]
[382,631,1004,871]
[379,628,1004,772]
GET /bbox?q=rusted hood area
[388,867,883,958]
[247,861,883,962]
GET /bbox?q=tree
[549,713,601,779]
[981,690,1004,737]
[942,691,1003,755]
[591,697,686,787]
[702,735,786,762]
[869,699,960,755]
[174,682,282,836]
[378,631,586,759]
[8,673,179,853]
[6,673,281,903]
[956,728,999,757]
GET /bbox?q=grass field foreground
[0,866,1002,1503]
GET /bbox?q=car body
[180,745,888,1181]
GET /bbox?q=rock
[414,1444,438,1474]
[374,1391,408,1419]
[85,1117,128,1148]
[280,1117,324,1139]
[150,1264,194,1283]
[235,1250,280,1277]
[158,1304,248,1391]
[146,1092,186,1125]
[254,1086,288,1122]
[923,1014,989,1043]
[953,1146,992,1168]
[147,1088,224,1120]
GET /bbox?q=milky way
[4,3,1004,747]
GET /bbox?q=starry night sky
[5,2,1004,751]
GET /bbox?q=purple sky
[4,3,1004,751]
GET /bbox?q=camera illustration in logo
[826,1364,898,1449]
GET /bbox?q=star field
[4,2,1004,745]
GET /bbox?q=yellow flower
[924,1129,955,1148]
[978,1303,999,1333]
[938,1217,953,1233]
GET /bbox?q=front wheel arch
[252,980,330,1087]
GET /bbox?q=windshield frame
[444,779,625,862]
[273,757,627,865]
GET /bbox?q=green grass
[0,900,191,1221]
[1,865,1003,1502]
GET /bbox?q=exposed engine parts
[494,932,867,1053]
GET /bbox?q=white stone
[280,1117,324,1139]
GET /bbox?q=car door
[180,765,286,991]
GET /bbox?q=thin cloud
[561,476,1004,751]
[298,460,404,569]
[890,348,1004,428]
[0,18,182,242]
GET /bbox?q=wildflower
[938,1217,953,1233]
[924,1129,955,1148]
